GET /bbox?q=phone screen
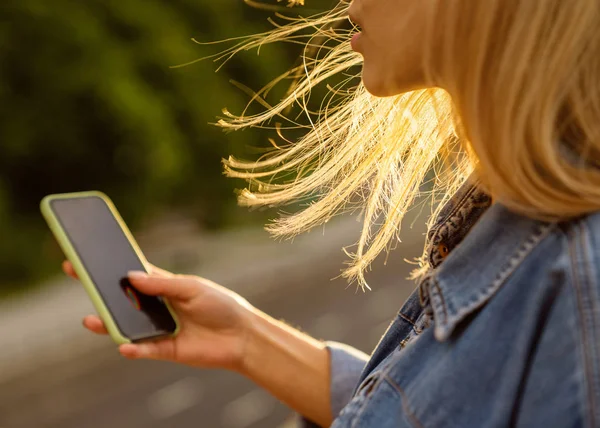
[50,196,177,341]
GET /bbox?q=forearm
[239,308,332,427]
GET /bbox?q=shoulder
[506,210,600,427]
[559,211,600,423]
[418,206,600,427]
[545,210,600,343]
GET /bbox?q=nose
[347,2,363,28]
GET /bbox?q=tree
[0,0,332,292]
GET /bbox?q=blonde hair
[213,0,600,289]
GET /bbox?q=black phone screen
[51,196,177,341]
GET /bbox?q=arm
[241,309,332,426]
[242,309,369,427]
[63,263,368,426]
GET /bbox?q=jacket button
[438,243,450,259]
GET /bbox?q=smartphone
[41,191,179,344]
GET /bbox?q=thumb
[127,271,198,301]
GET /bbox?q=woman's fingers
[66,263,179,336]
[82,315,109,335]
[127,271,198,301]
[148,265,174,278]
[62,260,174,279]
[62,260,78,279]
[63,260,172,280]
[119,339,177,361]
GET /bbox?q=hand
[62,261,255,372]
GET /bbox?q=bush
[0,0,331,293]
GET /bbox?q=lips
[348,11,363,52]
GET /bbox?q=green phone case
[40,191,180,345]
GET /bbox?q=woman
[64,0,600,426]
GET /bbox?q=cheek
[359,3,432,96]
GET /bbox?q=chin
[361,66,429,97]
[361,71,395,98]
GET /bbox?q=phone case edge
[40,191,180,345]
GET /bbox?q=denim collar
[425,188,555,342]
[425,177,493,269]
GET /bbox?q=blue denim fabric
[300,176,600,427]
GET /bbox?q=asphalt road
[0,223,425,428]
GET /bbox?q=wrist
[235,305,328,375]
[235,305,268,376]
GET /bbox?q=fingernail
[128,270,147,279]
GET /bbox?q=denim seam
[400,324,423,351]
[405,311,428,336]
[350,373,385,428]
[580,221,600,427]
[434,223,555,341]
[430,277,448,326]
[360,326,431,427]
[398,336,411,350]
[427,185,480,267]
[398,312,418,327]
[382,375,425,428]
[428,183,479,238]
[569,221,598,428]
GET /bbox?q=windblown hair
[213,0,600,289]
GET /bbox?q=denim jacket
[301,176,600,428]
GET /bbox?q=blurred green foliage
[0,0,336,293]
